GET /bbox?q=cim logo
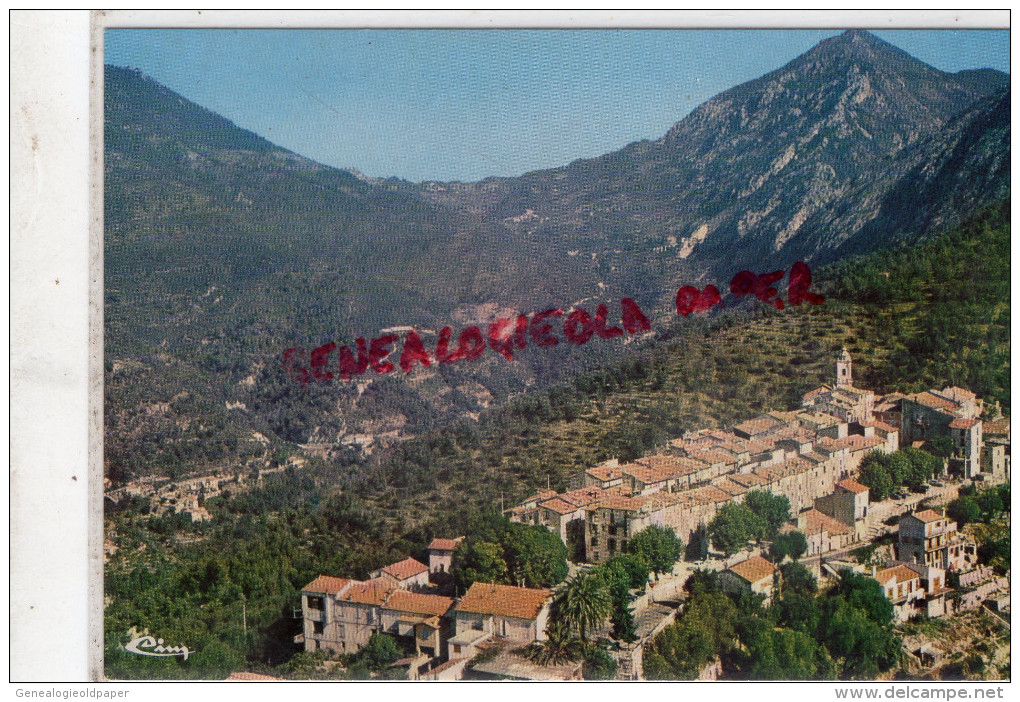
[125,634,192,661]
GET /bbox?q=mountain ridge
[103,30,1010,473]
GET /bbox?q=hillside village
[293,350,1010,680]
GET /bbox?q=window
[307,596,324,611]
[608,539,616,553]
[453,645,462,654]
[312,621,323,635]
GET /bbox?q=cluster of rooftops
[302,551,552,623]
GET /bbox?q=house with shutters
[897,510,973,571]
[871,563,925,622]
[447,582,553,660]
[299,570,453,657]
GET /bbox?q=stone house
[447,582,552,660]
[299,574,454,657]
[872,563,925,622]
[900,388,983,477]
[569,460,625,491]
[718,556,779,604]
[814,478,869,539]
[791,508,854,556]
[372,557,431,591]
[897,510,970,571]
[427,537,463,576]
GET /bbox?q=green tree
[602,554,650,591]
[550,570,612,640]
[780,561,818,596]
[744,490,791,539]
[769,531,807,562]
[452,539,508,593]
[858,453,895,501]
[929,436,955,459]
[778,592,821,635]
[746,627,834,680]
[709,503,765,556]
[947,496,983,528]
[976,489,1004,521]
[684,568,720,598]
[581,646,618,680]
[628,525,684,577]
[644,623,715,679]
[501,522,569,588]
[356,632,402,672]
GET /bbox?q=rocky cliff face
[427,30,1008,295]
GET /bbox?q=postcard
[9,10,1012,688]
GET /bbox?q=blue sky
[105,29,1009,182]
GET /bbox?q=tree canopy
[627,524,684,577]
[709,503,765,556]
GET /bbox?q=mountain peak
[797,28,930,71]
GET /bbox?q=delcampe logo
[124,635,192,661]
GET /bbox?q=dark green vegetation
[451,515,568,593]
[770,531,808,562]
[626,525,684,578]
[857,447,942,500]
[708,490,792,555]
[948,484,1011,576]
[524,554,651,678]
[645,565,899,680]
[105,200,1010,678]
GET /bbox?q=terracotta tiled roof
[382,557,429,581]
[586,465,623,481]
[984,420,1010,436]
[342,579,395,606]
[540,497,578,515]
[558,486,606,508]
[802,385,831,402]
[730,472,768,488]
[936,386,976,402]
[727,556,777,584]
[875,564,921,586]
[386,590,454,618]
[800,508,853,536]
[225,672,283,681]
[637,454,703,477]
[908,391,960,413]
[948,418,980,429]
[456,582,552,620]
[621,462,669,485]
[302,575,352,594]
[797,411,842,428]
[427,658,467,675]
[817,435,885,452]
[712,477,748,496]
[591,494,652,511]
[521,490,557,504]
[837,479,869,494]
[429,537,463,551]
[692,448,737,465]
[908,509,945,524]
[699,486,734,503]
[734,416,782,437]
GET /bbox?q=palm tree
[550,570,612,641]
